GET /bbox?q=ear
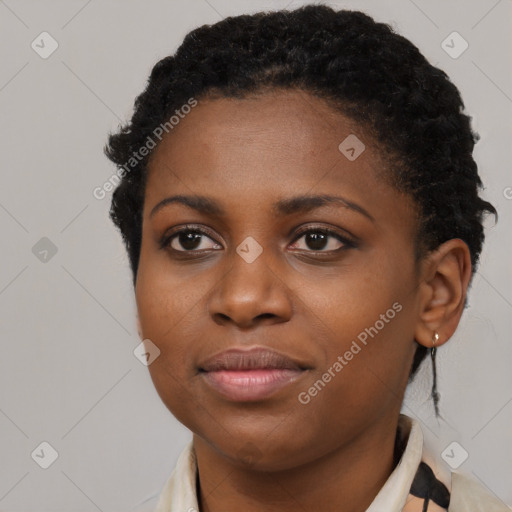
[414,238,472,348]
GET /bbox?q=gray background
[0,0,510,510]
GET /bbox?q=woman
[104,5,506,511]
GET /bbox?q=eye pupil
[306,232,328,251]
[179,232,202,250]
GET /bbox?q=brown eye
[289,227,355,253]
[161,227,222,252]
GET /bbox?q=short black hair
[104,5,497,383]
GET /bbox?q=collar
[153,414,436,512]
[367,414,425,511]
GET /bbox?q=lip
[199,347,306,372]
[199,347,310,402]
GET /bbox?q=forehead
[147,90,382,186]
[144,89,417,232]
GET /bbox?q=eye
[289,226,355,252]
[160,224,356,255]
[160,225,222,252]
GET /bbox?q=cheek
[299,262,401,343]
[136,284,205,432]
[134,260,197,393]
[293,311,414,448]
[135,250,214,343]
[297,265,416,411]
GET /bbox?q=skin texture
[135,89,472,512]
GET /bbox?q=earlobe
[414,238,472,348]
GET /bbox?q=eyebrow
[149,194,375,222]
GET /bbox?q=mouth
[198,347,310,402]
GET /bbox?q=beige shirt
[136,415,508,512]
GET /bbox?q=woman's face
[136,89,423,470]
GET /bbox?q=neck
[193,414,402,512]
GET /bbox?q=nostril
[257,313,276,320]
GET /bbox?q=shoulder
[448,471,510,512]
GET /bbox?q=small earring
[431,331,440,417]
[431,331,439,356]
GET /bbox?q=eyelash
[159,224,357,255]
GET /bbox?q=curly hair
[104,5,497,389]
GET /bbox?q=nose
[207,246,293,329]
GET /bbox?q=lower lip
[201,368,305,402]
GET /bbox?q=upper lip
[199,347,307,372]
